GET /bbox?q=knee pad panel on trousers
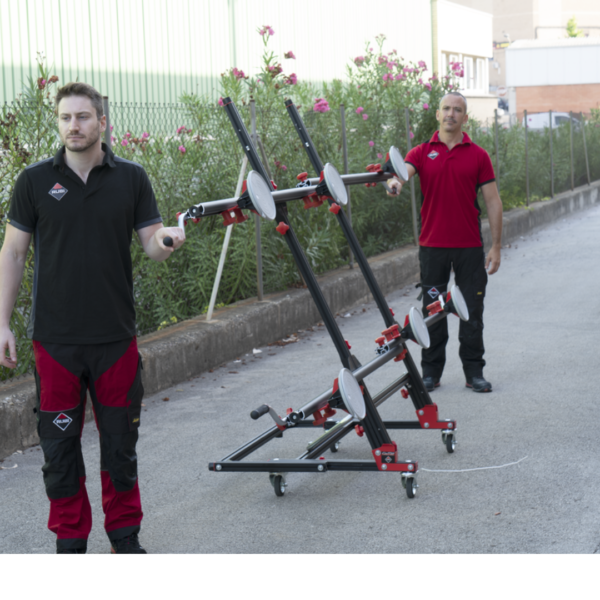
[100,430,139,492]
[41,437,85,499]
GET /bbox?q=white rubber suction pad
[323,163,348,206]
[246,170,276,220]
[449,284,469,321]
[389,146,409,183]
[338,368,366,420]
[409,306,430,349]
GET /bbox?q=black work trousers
[419,245,488,380]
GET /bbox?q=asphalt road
[2,205,600,555]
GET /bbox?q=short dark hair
[439,91,468,113]
[55,82,104,118]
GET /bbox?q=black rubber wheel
[273,475,286,497]
[330,442,340,453]
[405,477,417,499]
[445,433,456,454]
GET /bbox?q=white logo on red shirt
[427,151,439,160]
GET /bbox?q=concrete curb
[2,181,599,459]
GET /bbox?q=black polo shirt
[7,144,162,344]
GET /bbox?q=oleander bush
[2,35,599,380]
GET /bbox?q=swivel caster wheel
[330,441,340,453]
[401,474,418,498]
[442,431,456,454]
[269,473,287,497]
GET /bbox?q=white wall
[506,41,600,87]
[437,0,493,59]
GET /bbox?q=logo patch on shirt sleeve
[53,413,73,431]
[427,151,439,160]
[48,183,68,200]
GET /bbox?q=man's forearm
[0,249,27,327]
[487,199,503,247]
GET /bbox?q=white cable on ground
[206,155,248,321]
[420,456,528,473]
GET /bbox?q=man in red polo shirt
[388,91,503,393]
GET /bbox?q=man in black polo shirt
[388,91,503,393]
[0,82,185,553]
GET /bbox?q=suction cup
[323,163,348,205]
[338,368,366,420]
[448,285,469,321]
[409,306,430,349]
[388,146,409,182]
[246,170,276,220]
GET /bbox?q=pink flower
[111,135,116,143]
[387,61,396,69]
[121,139,128,147]
[176,126,187,134]
[368,140,374,147]
[355,106,364,114]
[142,132,149,139]
[429,74,438,82]
[218,97,224,106]
[313,98,330,113]
[284,51,296,59]
[378,56,387,65]
[286,73,298,85]
[282,165,287,171]
[457,69,464,78]
[125,132,131,138]
[409,131,414,139]
[377,153,383,159]
[268,26,274,35]
[395,74,406,81]
[110,125,114,132]
[354,56,365,66]
[178,145,186,154]
[362,114,369,120]
[418,60,427,69]
[423,103,429,110]
[424,82,432,91]
[232,67,246,79]
[418,78,423,84]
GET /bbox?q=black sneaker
[110,532,147,554]
[422,376,440,392]
[466,376,492,393]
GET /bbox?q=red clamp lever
[381,324,401,342]
[426,300,443,316]
[312,404,337,426]
[222,207,248,227]
[303,194,324,210]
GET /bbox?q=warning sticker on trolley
[382,452,396,463]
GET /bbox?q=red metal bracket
[394,349,407,363]
[329,203,341,214]
[426,299,443,316]
[303,193,324,210]
[221,207,248,227]
[372,442,418,473]
[312,404,337,426]
[276,222,290,235]
[389,307,395,316]
[381,324,401,342]
[415,403,456,430]
[345,340,351,350]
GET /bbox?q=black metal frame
[206,98,459,493]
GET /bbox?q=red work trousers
[33,337,144,553]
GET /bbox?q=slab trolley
[170,98,470,499]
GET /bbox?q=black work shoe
[422,376,440,392]
[466,376,492,393]
[110,532,147,554]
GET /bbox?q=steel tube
[524,109,529,206]
[549,110,554,198]
[570,111,575,191]
[581,111,591,186]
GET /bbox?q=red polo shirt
[405,131,495,248]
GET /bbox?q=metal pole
[340,104,353,268]
[405,108,419,246]
[206,156,248,321]
[102,96,112,150]
[524,109,529,206]
[549,110,554,198]
[581,111,591,185]
[250,101,264,300]
[569,110,574,190]
[494,109,500,193]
